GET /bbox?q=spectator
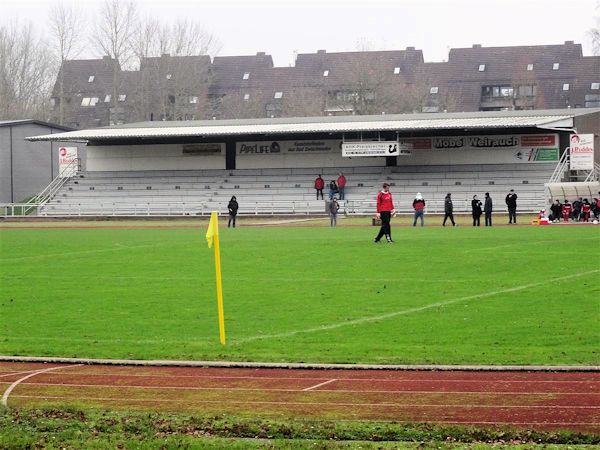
[592,198,600,219]
[374,182,396,243]
[314,174,324,200]
[329,198,340,227]
[484,192,493,226]
[412,192,426,227]
[581,199,591,222]
[549,200,562,222]
[328,180,339,200]
[227,195,238,228]
[572,197,583,221]
[442,193,456,227]
[562,199,572,222]
[505,189,518,224]
[471,195,482,226]
[337,172,347,200]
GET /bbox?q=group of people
[314,173,347,201]
[548,196,600,223]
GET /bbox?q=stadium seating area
[39,163,556,216]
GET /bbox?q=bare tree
[589,2,600,55]
[0,21,54,120]
[49,1,86,125]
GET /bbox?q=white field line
[302,379,337,391]
[235,269,600,344]
[1,364,82,407]
[16,381,597,396]
[0,369,52,378]
[9,394,599,410]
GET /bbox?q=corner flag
[206,211,226,345]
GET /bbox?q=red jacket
[337,175,346,188]
[377,191,394,213]
[314,177,324,189]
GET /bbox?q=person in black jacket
[471,195,482,226]
[505,189,518,224]
[484,192,493,226]
[549,199,562,222]
[227,196,238,228]
[442,193,456,226]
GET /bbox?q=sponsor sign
[342,141,407,157]
[569,134,594,170]
[237,140,340,155]
[58,146,78,177]
[182,143,222,155]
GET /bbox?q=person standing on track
[227,195,238,228]
[471,195,482,226]
[374,182,396,243]
[505,189,518,224]
[329,198,340,227]
[442,193,456,226]
[412,192,426,226]
[484,192,493,226]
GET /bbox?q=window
[166,74,172,80]
[88,75,95,83]
[429,86,439,94]
[81,97,91,106]
[591,83,600,90]
[562,83,570,91]
[189,96,198,104]
[526,64,533,71]
[118,94,127,102]
[585,94,600,107]
[89,97,99,106]
[481,85,514,98]
[500,86,513,97]
[323,70,329,77]
[104,94,111,103]
[552,62,560,70]
[243,93,250,101]
[274,91,283,99]
[478,64,486,72]
[242,72,250,80]
[518,85,536,97]
[393,67,400,74]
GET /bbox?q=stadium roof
[26,108,600,142]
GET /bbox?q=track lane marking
[302,378,337,391]
[236,269,600,343]
[1,364,82,407]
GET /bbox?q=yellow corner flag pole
[206,211,226,345]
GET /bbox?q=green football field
[1,221,598,365]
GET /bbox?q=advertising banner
[569,134,594,170]
[237,140,340,155]
[342,141,407,157]
[58,146,78,177]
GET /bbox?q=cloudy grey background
[2,0,598,65]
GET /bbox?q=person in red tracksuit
[581,199,591,222]
[562,200,572,222]
[314,175,324,200]
[374,183,396,243]
[337,172,347,200]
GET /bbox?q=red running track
[1,362,598,432]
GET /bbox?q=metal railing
[548,148,570,184]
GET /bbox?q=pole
[212,212,226,345]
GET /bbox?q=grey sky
[2,0,598,66]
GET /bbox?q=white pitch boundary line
[17,381,598,396]
[302,378,337,391]
[236,269,600,344]
[1,364,82,407]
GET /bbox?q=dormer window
[429,86,439,94]
[562,83,570,91]
[393,67,400,74]
[274,91,283,99]
[242,72,250,80]
[591,83,600,90]
[323,70,329,77]
[88,75,95,83]
[478,64,486,72]
[553,63,560,70]
[104,94,111,103]
[118,94,127,102]
[526,64,533,71]
[166,74,172,80]
[189,96,198,104]
[243,93,250,100]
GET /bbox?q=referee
[374,182,396,243]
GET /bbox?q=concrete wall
[86,143,226,171]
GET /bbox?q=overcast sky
[2,0,599,65]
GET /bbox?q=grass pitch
[0,221,598,365]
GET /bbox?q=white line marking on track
[236,270,600,343]
[302,379,337,391]
[1,364,82,407]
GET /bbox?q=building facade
[50,41,600,129]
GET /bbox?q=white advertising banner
[569,134,594,170]
[342,141,409,157]
[58,146,78,177]
[237,140,340,155]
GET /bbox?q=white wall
[86,143,225,171]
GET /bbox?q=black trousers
[472,213,481,226]
[443,212,455,226]
[508,207,517,223]
[485,212,492,226]
[375,211,392,241]
[228,213,236,227]
[316,189,323,200]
